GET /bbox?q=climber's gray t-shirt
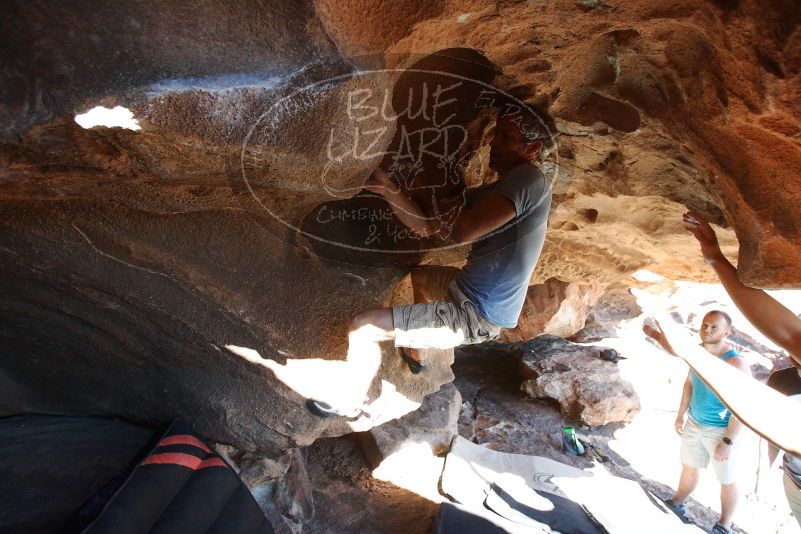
[456,163,551,328]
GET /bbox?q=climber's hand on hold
[642,322,662,341]
[632,289,681,357]
[364,167,399,197]
[683,211,724,264]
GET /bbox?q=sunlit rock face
[519,336,641,426]
[318,0,801,286]
[0,1,443,451]
[503,278,607,341]
[1,0,800,451]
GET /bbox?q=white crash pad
[440,436,705,534]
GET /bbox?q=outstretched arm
[643,322,678,357]
[633,288,801,456]
[365,168,439,237]
[446,194,516,244]
[684,211,801,366]
[365,167,516,243]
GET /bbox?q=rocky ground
[452,335,795,534]
[292,283,801,534]
[302,436,439,534]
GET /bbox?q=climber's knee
[348,308,394,340]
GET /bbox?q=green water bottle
[562,426,585,456]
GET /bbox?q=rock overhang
[2,0,801,451]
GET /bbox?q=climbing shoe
[400,349,424,374]
[710,523,732,534]
[561,427,585,456]
[306,399,363,419]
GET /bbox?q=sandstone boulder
[357,382,460,469]
[519,336,640,426]
[568,324,620,343]
[585,289,643,327]
[216,446,314,534]
[503,278,607,341]
[384,1,801,286]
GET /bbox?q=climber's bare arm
[365,168,438,237]
[683,211,801,365]
[633,288,801,456]
[643,322,678,356]
[365,168,515,242]
[446,194,516,244]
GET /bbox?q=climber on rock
[681,211,801,529]
[306,104,556,418]
[644,309,750,534]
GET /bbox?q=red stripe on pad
[198,457,227,469]
[141,452,227,470]
[158,434,212,453]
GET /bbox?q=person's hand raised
[631,289,685,357]
[642,323,662,341]
[682,211,724,263]
[364,167,399,196]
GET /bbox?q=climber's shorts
[392,266,502,349]
[680,417,737,485]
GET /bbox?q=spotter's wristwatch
[722,437,733,446]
